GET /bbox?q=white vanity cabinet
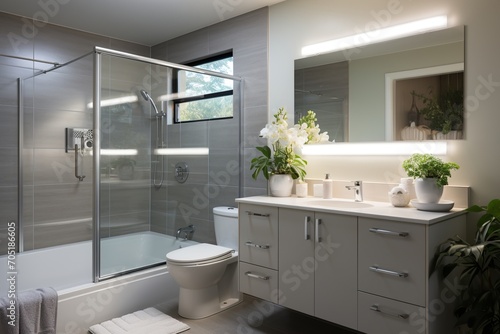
[278,208,358,329]
[237,196,467,334]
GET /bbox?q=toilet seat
[167,243,233,266]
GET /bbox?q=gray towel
[35,287,58,334]
[0,287,58,334]
[18,289,42,334]
[0,294,18,334]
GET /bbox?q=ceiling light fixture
[154,147,209,156]
[87,95,138,108]
[302,15,448,56]
[100,149,138,156]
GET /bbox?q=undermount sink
[305,199,374,209]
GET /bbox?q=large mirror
[294,26,465,142]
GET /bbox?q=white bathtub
[100,231,197,277]
[0,232,197,334]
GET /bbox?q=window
[173,52,234,123]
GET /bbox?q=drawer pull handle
[245,211,270,217]
[315,218,322,242]
[245,271,270,280]
[370,304,409,320]
[245,241,270,249]
[369,227,409,238]
[304,216,311,240]
[369,266,408,278]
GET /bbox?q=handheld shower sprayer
[140,89,165,188]
[140,89,160,115]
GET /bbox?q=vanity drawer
[239,262,279,303]
[239,204,279,269]
[358,291,425,334]
[358,218,426,306]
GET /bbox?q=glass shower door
[97,52,165,277]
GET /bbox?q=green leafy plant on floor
[432,199,500,333]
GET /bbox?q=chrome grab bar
[370,304,409,320]
[244,271,270,281]
[245,211,270,217]
[369,265,408,278]
[369,227,409,238]
[245,241,270,249]
[304,216,310,240]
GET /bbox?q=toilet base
[178,287,240,319]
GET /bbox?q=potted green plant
[432,199,500,333]
[250,108,328,197]
[402,153,459,203]
[415,89,464,139]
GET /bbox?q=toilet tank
[213,207,239,251]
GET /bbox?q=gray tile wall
[150,8,269,244]
[0,7,270,254]
[0,11,150,254]
[295,61,349,142]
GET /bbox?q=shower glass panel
[98,53,158,277]
[96,49,242,280]
[21,53,94,252]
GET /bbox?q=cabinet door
[315,212,358,330]
[278,208,315,316]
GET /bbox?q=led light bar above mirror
[301,141,447,156]
[302,16,448,56]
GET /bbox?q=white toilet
[166,206,240,319]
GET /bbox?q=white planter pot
[433,130,463,140]
[269,174,294,197]
[414,178,443,203]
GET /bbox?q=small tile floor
[156,295,359,334]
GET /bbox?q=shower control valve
[174,162,189,183]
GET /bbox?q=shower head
[140,89,160,115]
[140,89,150,101]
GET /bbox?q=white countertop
[236,196,467,225]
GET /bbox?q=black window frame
[172,51,234,124]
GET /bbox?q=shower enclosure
[7,47,242,289]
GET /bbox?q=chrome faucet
[345,181,363,202]
[176,224,195,240]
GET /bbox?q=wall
[150,8,270,242]
[0,11,150,253]
[0,7,269,253]
[269,0,500,238]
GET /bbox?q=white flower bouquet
[250,108,329,180]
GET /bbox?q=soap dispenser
[323,174,332,199]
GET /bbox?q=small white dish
[410,199,454,212]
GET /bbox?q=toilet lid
[166,243,233,264]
